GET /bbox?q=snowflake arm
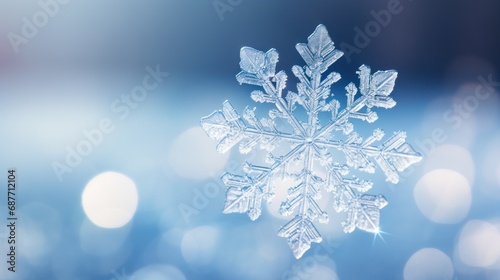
[201,101,302,154]
[324,163,387,234]
[278,146,330,259]
[236,47,307,136]
[315,65,397,139]
[221,144,306,221]
[317,129,422,184]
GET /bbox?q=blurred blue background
[1,0,500,279]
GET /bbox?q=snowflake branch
[278,146,329,259]
[222,143,307,220]
[201,101,303,154]
[317,130,421,183]
[324,163,387,233]
[315,65,398,139]
[263,80,308,136]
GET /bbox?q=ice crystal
[201,24,422,259]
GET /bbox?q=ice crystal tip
[200,24,422,258]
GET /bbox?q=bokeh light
[131,264,186,280]
[414,169,471,224]
[169,127,230,180]
[266,176,293,220]
[404,248,454,280]
[181,226,219,266]
[307,265,339,280]
[82,171,138,228]
[423,144,475,184]
[17,203,62,267]
[456,220,500,268]
[1,1,500,279]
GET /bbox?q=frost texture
[201,25,422,259]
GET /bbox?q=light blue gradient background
[0,0,500,279]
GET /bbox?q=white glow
[169,127,230,180]
[308,265,339,280]
[181,226,219,266]
[404,248,454,280]
[131,265,186,280]
[19,226,49,264]
[257,232,284,261]
[213,223,289,279]
[266,177,295,220]
[17,203,62,267]
[157,228,186,261]
[82,171,138,228]
[266,168,330,221]
[457,220,500,268]
[423,144,475,184]
[414,169,471,224]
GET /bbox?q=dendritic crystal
[201,24,422,259]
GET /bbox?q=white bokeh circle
[404,248,454,280]
[82,171,138,228]
[456,220,500,268]
[414,169,471,224]
[181,226,219,266]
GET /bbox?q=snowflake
[200,24,422,259]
